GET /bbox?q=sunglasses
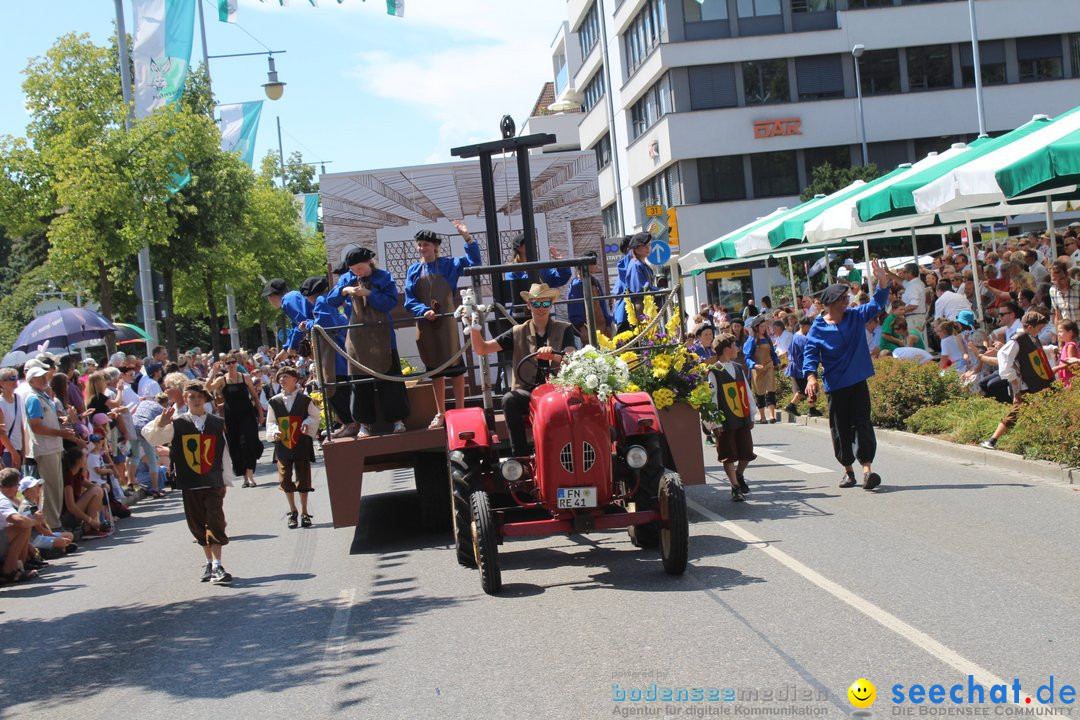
[530,300,553,309]
[225,360,237,365]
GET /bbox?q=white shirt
[902,278,927,314]
[934,290,972,321]
[142,410,236,486]
[86,451,109,484]
[1029,262,1050,285]
[940,335,968,372]
[265,391,321,444]
[0,493,18,523]
[891,347,934,364]
[1069,249,1080,268]
[773,330,794,357]
[0,394,24,456]
[135,375,162,399]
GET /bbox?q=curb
[780,411,1080,485]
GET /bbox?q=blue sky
[0,0,567,173]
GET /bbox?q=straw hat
[519,283,560,303]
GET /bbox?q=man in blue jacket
[567,251,615,343]
[803,259,890,490]
[263,278,314,363]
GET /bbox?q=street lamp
[852,43,869,166]
[263,54,286,101]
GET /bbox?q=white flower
[599,383,611,396]
[585,374,600,389]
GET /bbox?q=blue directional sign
[648,240,672,266]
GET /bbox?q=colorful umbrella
[113,322,154,345]
[12,308,116,353]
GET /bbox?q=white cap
[26,366,48,380]
[844,259,855,266]
[18,476,43,493]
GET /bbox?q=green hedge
[866,359,968,430]
[906,396,1003,445]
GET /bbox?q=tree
[259,149,318,194]
[800,162,882,202]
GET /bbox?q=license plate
[557,487,597,509]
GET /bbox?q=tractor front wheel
[659,472,689,575]
[450,454,481,567]
[471,491,502,595]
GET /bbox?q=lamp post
[967,0,987,137]
[852,44,869,167]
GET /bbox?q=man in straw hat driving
[469,283,577,458]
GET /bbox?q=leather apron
[750,340,777,395]
[317,330,341,399]
[414,263,461,369]
[345,286,392,375]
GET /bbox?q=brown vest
[511,318,574,390]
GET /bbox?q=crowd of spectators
[0,343,313,584]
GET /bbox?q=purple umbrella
[12,308,117,353]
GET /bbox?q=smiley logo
[848,678,876,708]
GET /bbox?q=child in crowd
[1053,320,1079,389]
[743,315,779,424]
[981,311,1056,450]
[17,475,75,558]
[707,333,758,502]
[688,323,716,362]
[266,367,321,529]
[61,446,109,538]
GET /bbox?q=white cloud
[346,2,565,163]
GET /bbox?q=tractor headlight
[500,458,524,482]
[625,445,649,469]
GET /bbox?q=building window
[624,0,667,76]
[684,0,728,21]
[638,164,682,210]
[906,44,954,91]
[868,141,911,171]
[960,40,1006,87]
[698,156,746,203]
[602,204,620,239]
[736,0,781,17]
[578,3,601,60]
[858,49,901,95]
[913,135,964,160]
[1017,35,1064,82]
[792,0,835,10]
[743,58,790,105]
[751,151,798,198]
[689,64,738,110]
[554,53,569,97]
[847,0,893,7]
[593,133,612,170]
[1071,34,1080,79]
[804,146,851,179]
[630,73,673,140]
[791,0,837,31]
[795,55,844,100]
[582,70,606,113]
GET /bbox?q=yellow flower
[643,294,658,322]
[625,383,641,393]
[614,330,636,346]
[652,388,675,410]
[625,296,638,327]
[665,304,683,338]
[687,382,712,410]
[620,351,639,364]
[596,332,616,351]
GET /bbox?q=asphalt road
[3,421,1080,720]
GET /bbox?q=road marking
[753,447,834,475]
[687,498,1030,705]
[323,588,356,664]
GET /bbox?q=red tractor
[445,351,689,595]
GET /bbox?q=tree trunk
[162,267,178,358]
[205,275,221,356]
[259,313,269,350]
[98,258,116,357]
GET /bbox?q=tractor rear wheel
[450,454,481,567]
[470,490,502,595]
[414,453,452,534]
[659,472,689,575]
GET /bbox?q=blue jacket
[281,290,314,351]
[784,332,809,379]
[743,335,780,371]
[403,241,483,316]
[567,275,613,327]
[614,257,656,325]
[311,296,349,377]
[326,267,401,350]
[502,266,571,288]
[611,252,631,296]
[802,285,889,392]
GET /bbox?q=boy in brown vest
[266,367,320,528]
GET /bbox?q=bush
[997,385,1080,467]
[867,358,967,429]
[906,396,1003,445]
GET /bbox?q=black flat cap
[332,260,347,276]
[345,247,374,266]
[261,278,288,297]
[628,232,652,249]
[414,229,442,244]
[300,276,329,297]
[820,283,850,305]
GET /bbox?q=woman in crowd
[327,246,411,438]
[744,315,780,424]
[208,352,264,488]
[404,221,483,429]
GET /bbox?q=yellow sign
[666,207,679,249]
[706,269,751,280]
[645,204,664,217]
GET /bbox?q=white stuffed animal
[455,287,486,331]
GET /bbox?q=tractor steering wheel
[514,350,565,391]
